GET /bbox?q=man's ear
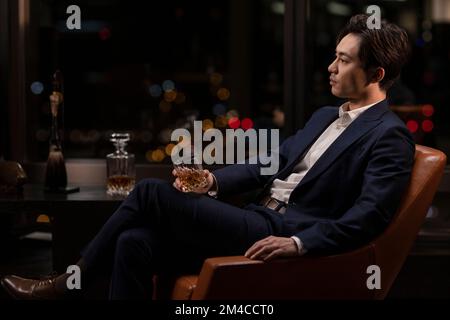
[372,67,385,84]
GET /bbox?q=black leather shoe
[1,274,64,300]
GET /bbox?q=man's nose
[328,58,337,74]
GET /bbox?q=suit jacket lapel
[256,107,339,201]
[294,99,390,189]
[273,107,339,182]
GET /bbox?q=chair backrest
[372,144,446,299]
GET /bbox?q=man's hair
[336,14,410,91]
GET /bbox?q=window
[21,0,285,164]
[306,0,450,162]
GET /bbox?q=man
[1,14,414,299]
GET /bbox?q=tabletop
[0,184,126,203]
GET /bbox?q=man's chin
[330,87,344,98]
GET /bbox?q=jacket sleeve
[212,133,296,196]
[295,125,415,255]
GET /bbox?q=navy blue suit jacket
[213,100,415,254]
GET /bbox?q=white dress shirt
[270,100,382,255]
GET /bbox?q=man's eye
[340,59,347,63]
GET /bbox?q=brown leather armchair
[156,145,446,300]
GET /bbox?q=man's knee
[136,178,166,189]
[133,178,171,196]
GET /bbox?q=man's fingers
[249,244,277,260]
[173,178,184,192]
[245,240,265,257]
[244,245,259,258]
[249,246,267,260]
[245,237,273,257]
[250,246,272,260]
[245,237,298,261]
[264,249,283,262]
[245,243,263,258]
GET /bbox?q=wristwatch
[207,174,219,198]
[207,189,218,198]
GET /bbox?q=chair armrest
[192,247,377,300]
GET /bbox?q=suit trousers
[80,178,280,299]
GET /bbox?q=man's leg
[82,178,278,275]
[109,227,158,299]
[108,225,221,300]
[93,178,279,299]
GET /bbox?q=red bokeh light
[99,27,111,41]
[422,119,434,132]
[422,104,434,117]
[228,117,240,129]
[406,120,419,133]
[241,118,254,130]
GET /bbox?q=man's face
[328,33,369,99]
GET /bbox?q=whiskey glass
[173,155,207,193]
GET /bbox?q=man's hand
[172,169,214,194]
[245,236,299,261]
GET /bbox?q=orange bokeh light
[202,119,214,131]
[215,115,228,128]
[151,149,166,162]
[165,143,175,156]
[210,73,223,86]
[217,88,230,101]
[422,104,434,117]
[164,90,177,103]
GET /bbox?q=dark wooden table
[0,184,123,272]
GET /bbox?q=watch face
[208,190,218,197]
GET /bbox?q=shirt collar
[336,100,383,128]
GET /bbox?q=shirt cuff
[291,236,307,256]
